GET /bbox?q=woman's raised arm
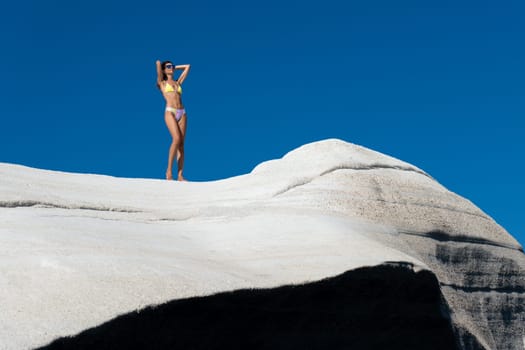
[156,60,163,86]
[175,64,191,85]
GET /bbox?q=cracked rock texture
[1,139,524,349]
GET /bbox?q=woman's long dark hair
[157,60,173,90]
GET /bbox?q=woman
[156,60,191,181]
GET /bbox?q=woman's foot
[166,171,174,180]
[177,175,187,182]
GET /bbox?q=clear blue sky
[2,0,524,247]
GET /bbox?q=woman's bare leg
[164,111,183,180]
[176,114,187,181]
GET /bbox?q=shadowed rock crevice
[399,230,522,251]
[441,283,525,294]
[319,163,431,178]
[38,265,462,350]
[0,200,141,213]
[272,163,430,197]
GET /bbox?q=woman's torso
[161,80,183,108]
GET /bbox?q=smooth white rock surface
[1,139,523,350]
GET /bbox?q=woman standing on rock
[156,60,191,181]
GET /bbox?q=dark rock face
[432,242,525,350]
[388,232,525,350]
[286,158,525,349]
[38,265,459,350]
[435,244,525,293]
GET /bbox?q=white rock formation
[0,139,523,349]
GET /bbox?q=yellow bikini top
[164,82,182,95]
